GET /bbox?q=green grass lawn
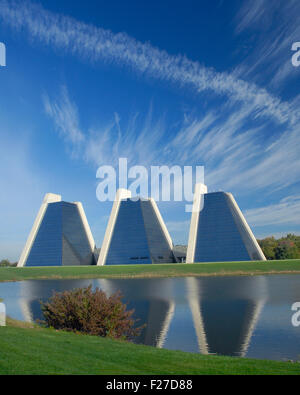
[0,319,299,375]
[1,260,300,282]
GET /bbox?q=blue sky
[0,0,300,261]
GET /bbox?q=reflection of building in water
[0,302,6,326]
[186,276,267,357]
[19,278,176,348]
[19,276,267,357]
[93,277,267,355]
[98,279,175,347]
[19,279,94,322]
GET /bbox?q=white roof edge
[97,189,131,266]
[149,198,174,251]
[43,193,62,204]
[74,202,95,251]
[186,183,207,263]
[18,193,61,267]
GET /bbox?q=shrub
[40,286,143,341]
[0,259,17,267]
[0,259,11,267]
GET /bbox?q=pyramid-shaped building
[18,193,95,267]
[97,189,176,265]
[187,184,266,263]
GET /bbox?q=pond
[1,275,300,361]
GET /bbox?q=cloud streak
[235,0,300,87]
[44,86,85,146]
[245,195,300,227]
[43,85,300,196]
[0,0,298,126]
[5,0,298,198]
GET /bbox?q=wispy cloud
[11,0,297,196]
[245,195,300,227]
[44,85,300,195]
[43,86,85,148]
[84,106,167,168]
[0,0,298,126]
[235,0,300,87]
[235,0,272,35]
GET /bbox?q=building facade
[18,193,95,267]
[18,185,266,267]
[97,189,176,265]
[187,184,266,263]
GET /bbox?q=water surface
[1,275,300,361]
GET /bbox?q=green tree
[286,234,300,251]
[257,237,277,260]
[258,234,300,260]
[274,240,300,260]
[0,259,11,267]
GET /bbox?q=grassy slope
[1,260,300,282]
[0,319,299,375]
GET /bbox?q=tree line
[0,259,17,267]
[257,234,300,260]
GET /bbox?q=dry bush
[40,285,143,340]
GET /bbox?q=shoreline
[1,317,299,375]
[1,260,300,283]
